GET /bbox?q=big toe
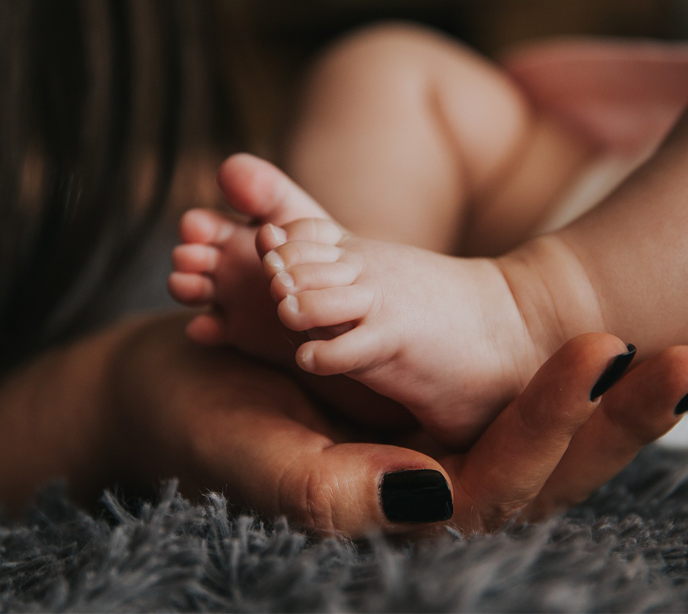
[216,153,331,226]
[179,208,235,245]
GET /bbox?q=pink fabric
[502,38,688,153]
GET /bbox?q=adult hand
[108,315,687,536]
[438,333,688,532]
[106,312,452,532]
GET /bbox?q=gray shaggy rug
[2,446,688,613]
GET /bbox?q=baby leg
[503,38,688,236]
[285,23,594,257]
[171,24,598,353]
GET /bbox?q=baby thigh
[284,22,534,255]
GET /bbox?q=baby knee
[310,21,455,84]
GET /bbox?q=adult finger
[187,407,453,535]
[113,314,452,538]
[173,355,453,537]
[440,333,633,534]
[526,345,688,520]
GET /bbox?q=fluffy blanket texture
[2,446,688,612]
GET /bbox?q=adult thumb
[186,400,453,537]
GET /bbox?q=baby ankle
[496,235,606,361]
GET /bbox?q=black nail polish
[380,469,453,523]
[590,344,637,401]
[675,393,688,415]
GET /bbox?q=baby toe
[217,153,331,224]
[256,218,342,257]
[172,244,220,274]
[256,223,288,256]
[262,241,342,277]
[179,208,235,245]
[296,326,383,376]
[277,286,374,332]
[281,218,344,246]
[167,272,215,305]
[270,262,360,302]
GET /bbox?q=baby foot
[168,154,330,361]
[169,154,415,428]
[256,208,550,447]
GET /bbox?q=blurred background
[233,0,688,153]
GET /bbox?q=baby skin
[171,123,688,447]
[253,165,548,446]
[170,29,688,446]
[170,154,601,447]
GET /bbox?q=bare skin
[253,96,688,447]
[256,195,543,448]
[1,309,686,536]
[4,25,688,537]
[169,27,688,448]
[246,108,688,453]
[156,27,681,526]
[282,24,632,259]
[169,166,413,428]
[169,155,596,447]
[169,27,688,443]
[169,27,601,439]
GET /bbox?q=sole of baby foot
[259,218,552,447]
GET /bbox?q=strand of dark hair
[0,0,246,373]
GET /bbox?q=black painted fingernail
[380,469,453,523]
[675,393,688,415]
[590,344,637,401]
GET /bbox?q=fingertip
[525,343,688,520]
[379,468,454,525]
[589,343,636,401]
[282,443,453,535]
[651,345,688,413]
[525,333,632,414]
[600,344,688,440]
[451,332,638,531]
